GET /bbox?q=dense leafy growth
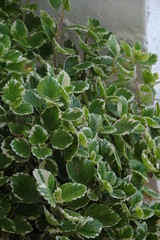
[0,0,160,239]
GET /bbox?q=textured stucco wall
[30,0,147,45]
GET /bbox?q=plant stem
[1,232,8,240]
[22,0,30,22]
[53,8,65,72]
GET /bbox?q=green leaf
[0,35,11,50]
[68,195,89,210]
[129,191,143,209]
[130,160,148,182]
[144,117,159,128]
[2,79,24,108]
[59,182,87,202]
[13,217,32,234]
[89,99,105,115]
[0,153,12,169]
[29,124,48,145]
[151,202,160,217]
[62,108,83,121]
[51,129,73,149]
[49,0,62,9]
[28,31,46,48]
[44,206,59,226]
[146,233,159,240]
[88,113,102,136]
[118,96,128,116]
[71,80,89,93]
[0,175,9,187]
[11,19,28,46]
[53,38,75,55]
[74,61,94,71]
[0,22,10,36]
[0,196,11,220]
[56,237,69,240]
[85,203,120,227]
[41,106,60,131]
[108,34,120,56]
[37,76,61,100]
[97,161,116,186]
[64,134,79,161]
[6,60,33,74]
[79,37,93,55]
[119,225,134,239]
[24,89,45,107]
[120,40,132,57]
[32,146,53,159]
[0,42,5,56]
[0,218,15,233]
[11,102,33,115]
[58,70,70,87]
[110,189,126,199]
[58,208,83,222]
[100,140,122,170]
[33,169,56,207]
[3,50,22,63]
[78,132,87,148]
[141,150,155,171]
[39,158,58,176]
[77,217,102,238]
[64,55,80,76]
[67,158,95,184]
[113,117,140,135]
[142,69,156,84]
[134,41,142,50]
[116,88,134,102]
[11,138,30,158]
[87,189,98,201]
[11,173,38,203]
[62,0,71,11]
[119,182,136,197]
[142,207,154,219]
[60,220,76,232]
[143,186,160,199]
[60,85,71,104]
[12,203,42,220]
[135,206,144,219]
[101,126,116,134]
[40,10,56,39]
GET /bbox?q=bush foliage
[0,0,160,239]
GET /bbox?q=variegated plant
[0,0,160,239]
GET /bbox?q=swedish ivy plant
[0,0,160,239]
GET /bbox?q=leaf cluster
[0,0,160,239]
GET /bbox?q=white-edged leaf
[67,158,95,185]
[40,10,56,39]
[13,216,32,234]
[10,173,38,203]
[108,35,120,56]
[71,80,89,93]
[2,79,24,108]
[33,169,56,207]
[11,19,28,46]
[29,124,48,145]
[85,203,120,227]
[77,217,102,238]
[32,146,53,159]
[51,129,73,150]
[58,182,87,202]
[11,138,30,158]
[11,102,33,115]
